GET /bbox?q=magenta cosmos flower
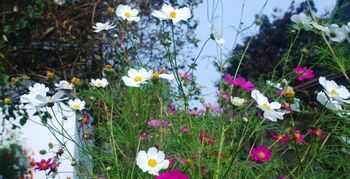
[224,74,255,92]
[251,146,272,163]
[270,132,290,144]
[293,65,314,81]
[307,128,326,140]
[293,130,305,143]
[156,169,189,179]
[35,158,53,171]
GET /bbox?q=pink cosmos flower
[200,165,209,177]
[270,132,291,144]
[224,74,255,92]
[162,120,171,128]
[35,158,53,171]
[293,65,314,81]
[166,157,176,168]
[139,132,149,141]
[148,118,171,128]
[189,109,205,115]
[204,103,222,113]
[251,146,272,163]
[307,128,326,140]
[178,72,192,81]
[180,127,189,133]
[166,103,176,116]
[148,119,162,127]
[293,130,305,143]
[156,169,189,179]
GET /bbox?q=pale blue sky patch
[191,0,336,108]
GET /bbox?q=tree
[0,0,202,82]
[224,1,321,80]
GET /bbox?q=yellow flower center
[284,89,295,97]
[170,11,177,18]
[71,77,81,85]
[277,135,283,140]
[263,103,271,110]
[258,151,266,158]
[4,98,11,104]
[148,159,157,167]
[46,71,54,78]
[153,72,160,79]
[124,12,132,18]
[73,104,81,109]
[96,82,103,87]
[329,89,338,95]
[134,76,142,82]
[316,129,321,136]
[295,133,300,138]
[41,162,48,169]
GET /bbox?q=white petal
[152,10,168,20]
[270,102,281,109]
[130,9,139,16]
[338,86,350,99]
[128,69,139,79]
[155,151,165,162]
[122,77,139,87]
[147,147,158,159]
[161,4,174,15]
[317,91,342,111]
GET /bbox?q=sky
[191,0,337,107]
[16,1,337,179]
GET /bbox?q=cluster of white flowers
[20,82,86,112]
[90,78,109,88]
[291,13,350,43]
[230,96,245,107]
[316,77,350,115]
[93,4,192,33]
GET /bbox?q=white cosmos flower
[54,0,65,6]
[55,80,74,90]
[319,77,350,103]
[341,22,350,43]
[122,68,153,87]
[152,71,174,81]
[116,5,140,22]
[152,4,191,24]
[35,91,67,107]
[90,78,109,88]
[230,96,245,107]
[290,98,301,112]
[325,24,347,42]
[20,83,49,106]
[68,99,85,111]
[92,22,116,33]
[209,23,225,47]
[317,91,343,111]
[291,12,312,31]
[251,90,286,122]
[136,147,169,176]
